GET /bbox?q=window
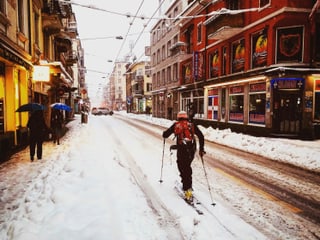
[227,0,239,10]
[0,1,6,14]
[222,46,227,75]
[157,72,160,86]
[249,93,266,124]
[157,27,161,41]
[229,86,244,122]
[157,49,160,64]
[260,0,270,8]
[152,53,156,65]
[161,69,165,85]
[17,0,25,34]
[207,89,218,120]
[173,7,178,17]
[153,31,156,44]
[146,83,152,92]
[161,21,166,36]
[34,12,40,45]
[197,23,202,43]
[167,66,171,83]
[167,40,171,57]
[162,45,166,60]
[173,63,178,81]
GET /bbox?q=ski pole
[159,138,165,183]
[200,154,216,206]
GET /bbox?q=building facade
[151,0,320,139]
[126,60,152,113]
[0,0,86,161]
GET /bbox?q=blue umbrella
[50,103,72,112]
[16,103,45,112]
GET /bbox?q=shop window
[229,95,244,122]
[208,88,218,120]
[315,92,320,120]
[249,94,266,124]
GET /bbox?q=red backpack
[174,120,195,145]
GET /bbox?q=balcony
[169,41,186,55]
[42,0,73,34]
[204,11,244,41]
[133,75,144,82]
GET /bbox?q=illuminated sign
[33,66,50,82]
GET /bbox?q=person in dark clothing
[51,109,63,145]
[162,111,205,201]
[27,110,49,161]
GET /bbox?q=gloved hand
[199,150,206,157]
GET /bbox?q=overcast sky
[71,0,163,104]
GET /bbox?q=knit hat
[177,111,188,120]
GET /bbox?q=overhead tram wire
[114,0,145,63]
[59,0,260,22]
[131,0,167,62]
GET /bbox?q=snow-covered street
[0,113,319,240]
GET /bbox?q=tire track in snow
[104,117,187,240]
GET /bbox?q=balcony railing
[204,12,244,40]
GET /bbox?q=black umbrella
[16,103,45,112]
[50,103,72,112]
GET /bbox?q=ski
[174,183,204,215]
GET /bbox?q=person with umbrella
[27,110,50,161]
[51,109,63,145]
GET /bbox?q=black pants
[30,137,43,159]
[176,144,196,190]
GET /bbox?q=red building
[151,0,320,139]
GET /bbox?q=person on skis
[162,110,205,201]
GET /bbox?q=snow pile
[125,112,320,173]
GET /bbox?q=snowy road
[0,113,319,239]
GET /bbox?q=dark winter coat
[27,111,49,141]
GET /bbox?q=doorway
[273,90,302,134]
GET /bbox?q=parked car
[92,107,113,116]
[91,107,98,115]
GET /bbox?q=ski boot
[184,188,193,203]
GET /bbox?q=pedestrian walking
[162,111,205,201]
[27,110,50,161]
[51,109,63,145]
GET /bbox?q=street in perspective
[0,0,320,239]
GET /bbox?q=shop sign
[249,113,265,124]
[33,66,50,82]
[232,39,245,73]
[252,29,268,68]
[250,83,266,92]
[229,112,244,122]
[276,26,303,63]
[271,78,304,89]
[230,86,244,94]
[0,44,31,70]
[208,88,218,95]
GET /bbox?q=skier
[162,111,205,201]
